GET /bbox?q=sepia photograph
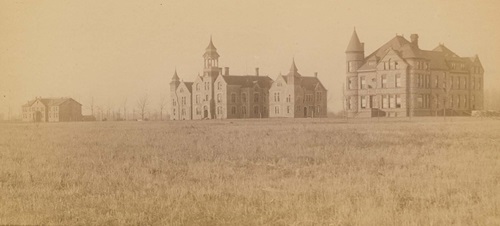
[1,0,499,225]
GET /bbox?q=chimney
[224,67,229,76]
[219,68,223,75]
[314,72,318,77]
[255,67,259,76]
[410,34,419,48]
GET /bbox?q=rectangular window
[274,106,280,114]
[395,74,401,88]
[287,106,290,114]
[382,95,388,108]
[254,93,259,102]
[360,77,366,89]
[426,74,430,88]
[381,75,387,88]
[348,62,356,72]
[417,95,423,108]
[361,96,367,109]
[396,95,401,108]
[346,97,351,110]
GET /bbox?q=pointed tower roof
[287,58,301,77]
[171,69,179,81]
[290,58,298,72]
[346,28,364,52]
[203,36,220,58]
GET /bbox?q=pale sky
[1,0,499,117]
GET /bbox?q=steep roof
[346,29,364,52]
[432,44,459,58]
[24,98,81,107]
[171,69,180,81]
[365,35,411,60]
[286,59,302,77]
[203,36,220,59]
[184,82,193,92]
[223,75,273,89]
[299,76,326,91]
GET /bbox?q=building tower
[202,36,220,119]
[287,58,300,85]
[345,28,365,117]
[170,69,180,120]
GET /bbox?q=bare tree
[122,97,128,121]
[90,96,95,116]
[137,94,149,120]
[342,83,348,122]
[443,80,452,121]
[158,95,167,121]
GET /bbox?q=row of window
[354,74,483,90]
[348,94,477,110]
[414,61,429,70]
[22,112,59,119]
[272,92,323,103]
[22,106,60,112]
[357,75,402,89]
[273,105,321,115]
[355,95,402,109]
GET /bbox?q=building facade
[269,60,328,118]
[170,38,328,120]
[22,97,82,122]
[345,29,484,117]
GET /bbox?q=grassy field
[1,118,499,225]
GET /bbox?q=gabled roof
[184,82,193,93]
[432,44,459,58]
[346,29,364,52]
[420,50,448,70]
[24,98,81,107]
[365,35,411,60]
[300,77,326,91]
[222,75,273,89]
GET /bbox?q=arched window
[217,93,222,103]
[254,93,259,102]
[242,93,247,102]
[231,93,236,103]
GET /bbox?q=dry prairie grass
[0,118,499,225]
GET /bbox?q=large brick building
[170,38,327,120]
[345,29,484,117]
[22,97,82,122]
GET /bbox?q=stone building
[170,38,327,120]
[345,29,484,117]
[269,60,328,118]
[21,97,82,122]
